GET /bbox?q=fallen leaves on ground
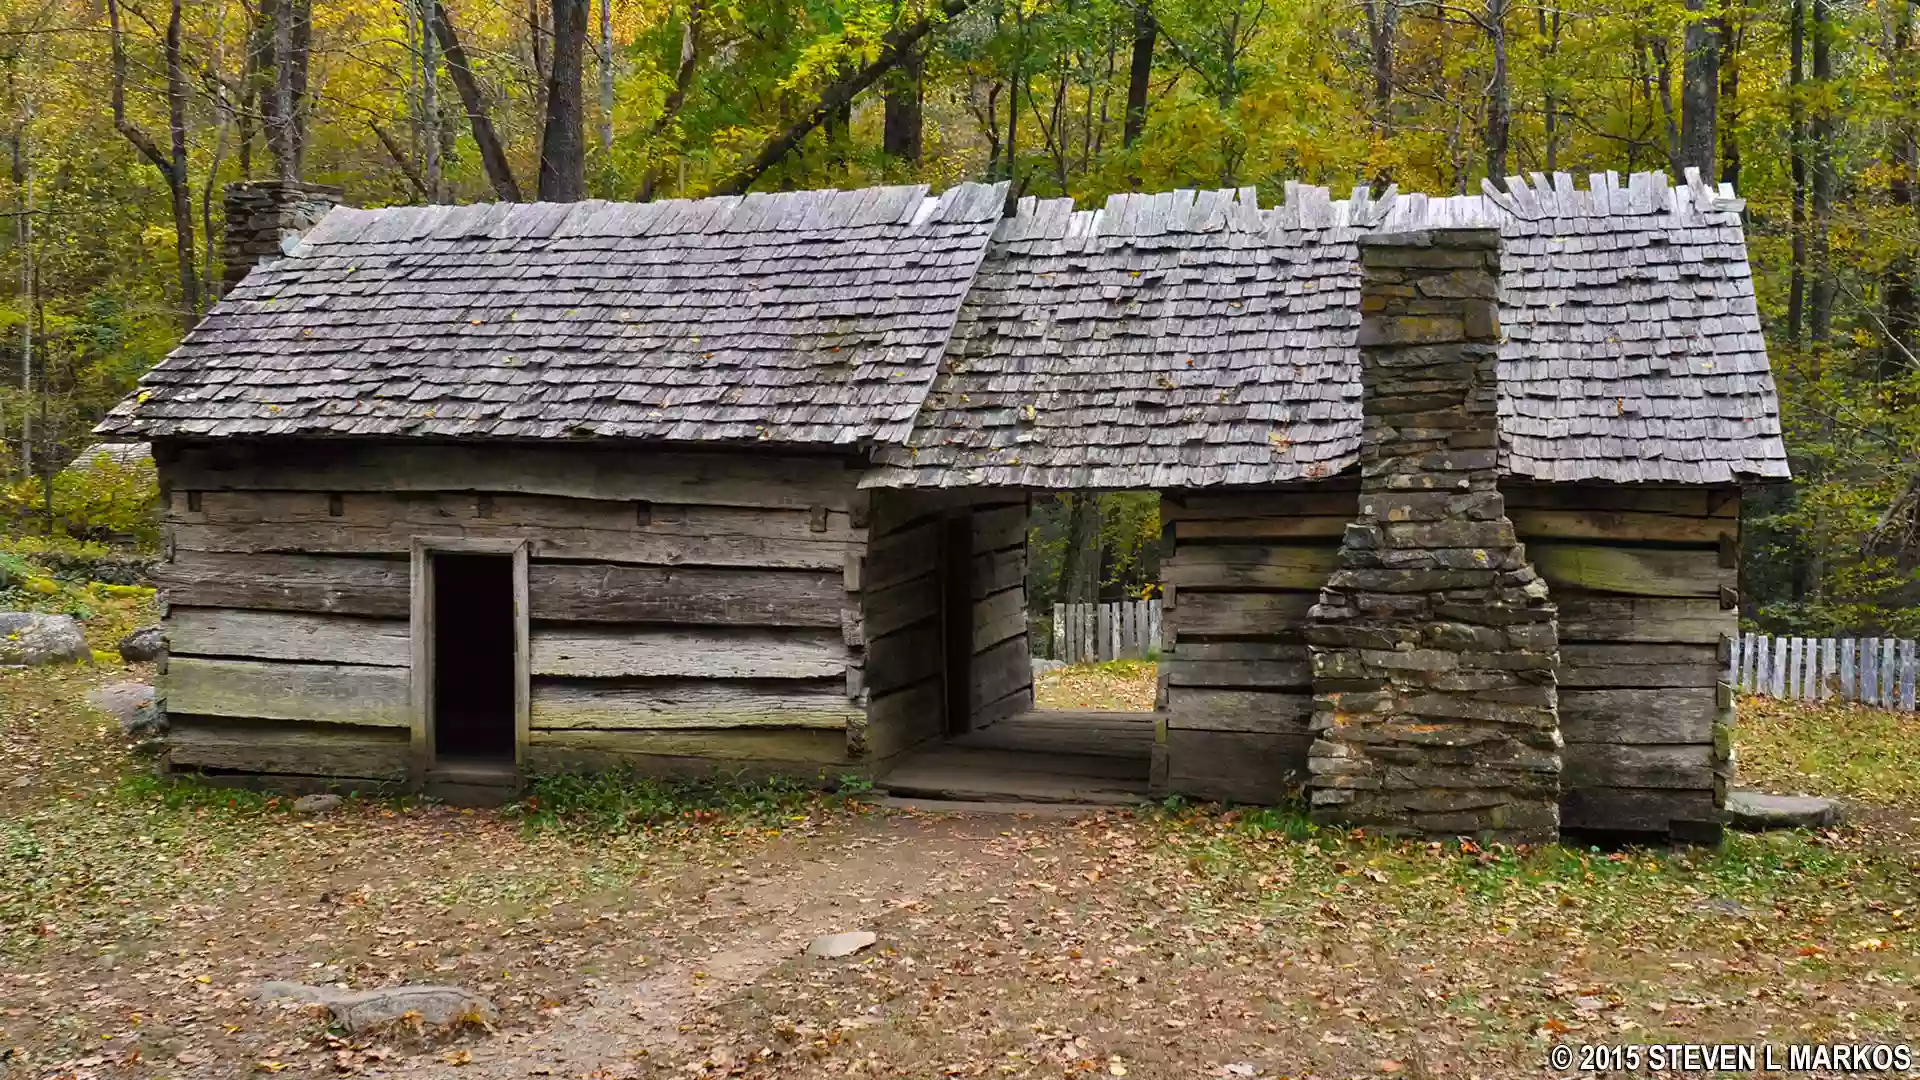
[1736,693,1920,806]
[1034,660,1157,711]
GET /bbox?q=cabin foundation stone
[1306,227,1563,844]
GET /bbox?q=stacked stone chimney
[222,180,343,294]
[1305,227,1562,844]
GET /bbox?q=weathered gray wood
[1885,638,1900,706]
[528,564,843,626]
[1788,637,1803,699]
[1097,603,1112,662]
[530,678,859,730]
[1555,597,1732,644]
[972,684,1031,729]
[1148,599,1161,653]
[971,503,1028,552]
[971,636,1031,711]
[1172,518,1349,541]
[1509,507,1731,543]
[1561,742,1715,789]
[169,490,861,569]
[864,674,944,761]
[1172,591,1317,638]
[1161,489,1359,521]
[530,626,847,679]
[1501,483,1734,517]
[1822,637,1838,698]
[168,657,411,727]
[1164,728,1311,803]
[867,618,943,696]
[1052,603,1066,661]
[1842,637,1857,700]
[972,586,1026,650]
[972,547,1024,599]
[1756,633,1772,694]
[156,552,411,617]
[1170,640,1309,661]
[1557,643,1721,688]
[1559,688,1717,743]
[864,519,940,592]
[864,572,941,640]
[167,608,411,667]
[1903,639,1917,709]
[1560,786,1718,832]
[1162,659,1312,689]
[168,442,861,511]
[1163,545,1339,590]
[1167,690,1313,734]
[527,727,850,766]
[168,718,410,780]
[1529,543,1729,598]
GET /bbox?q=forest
[0,0,1912,632]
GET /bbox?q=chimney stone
[1305,226,1563,844]
[222,180,343,295]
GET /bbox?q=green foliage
[510,768,868,832]
[0,452,161,550]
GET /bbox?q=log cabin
[98,170,1787,840]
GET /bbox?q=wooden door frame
[409,537,531,782]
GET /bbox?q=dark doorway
[941,511,974,737]
[432,553,516,763]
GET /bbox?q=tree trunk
[1483,0,1509,184]
[711,0,971,195]
[1537,6,1561,171]
[240,0,274,180]
[530,0,550,122]
[431,0,524,201]
[1362,0,1396,141]
[635,0,703,201]
[1720,1,1741,189]
[1809,0,1834,350]
[1060,494,1099,605]
[1885,0,1918,375]
[108,0,199,330]
[598,0,615,156]
[267,0,311,178]
[882,40,924,163]
[539,0,590,201]
[1647,35,1680,172]
[1789,0,1806,345]
[1122,0,1154,148]
[1679,0,1717,177]
[421,0,442,201]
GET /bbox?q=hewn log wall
[156,441,867,784]
[858,490,950,761]
[1507,482,1739,836]
[1158,483,1354,803]
[970,498,1032,728]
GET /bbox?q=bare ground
[5,659,1918,1080]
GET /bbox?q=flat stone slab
[86,681,155,725]
[1726,790,1842,831]
[255,981,496,1032]
[806,931,877,959]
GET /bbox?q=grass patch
[1736,694,1920,805]
[509,768,872,832]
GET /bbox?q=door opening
[431,553,516,764]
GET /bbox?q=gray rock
[118,625,167,663]
[254,981,496,1032]
[806,931,877,959]
[293,793,343,815]
[1031,658,1065,675]
[87,681,156,731]
[1726,790,1842,831]
[125,700,168,741]
[0,612,91,666]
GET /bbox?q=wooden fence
[1731,633,1920,710]
[1050,600,1163,663]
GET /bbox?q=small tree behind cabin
[1026,492,1160,615]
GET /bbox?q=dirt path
[395,814,1016,1080]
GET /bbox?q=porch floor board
[879,710,1156,804]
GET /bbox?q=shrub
[0,450,161,551]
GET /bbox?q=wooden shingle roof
[866,169,1787,488]
[100,183,1009,445]
[103,170,1787,488]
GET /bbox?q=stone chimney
[222,180,343,294]
[1305,227,1562,844]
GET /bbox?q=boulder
[293,793,343,815]
[254,981,496,1033]
[85,681,163,736]
[0,612,91,666]
[118,625,167,663]
[1725,790,1842,831]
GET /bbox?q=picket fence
[1731,633,1920,710]
[1051,600,1163,663]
